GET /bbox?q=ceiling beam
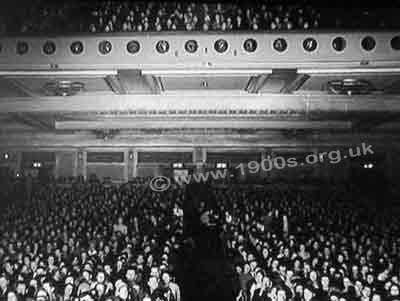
[143,75,163,94]
[104,74,126,94]
[280,73,310,94]
[245,74,271,93]
[0,131,394,148]
[5,78,39,97]
[11,113,54,131]
[55,119,352,130]
[0,94,399,113]
[117,69,151,94]
[0,70,117,77]
[352,113,400,131]
[141,69,273,76]
[297,68,400,74]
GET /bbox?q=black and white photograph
[0,0,400,300]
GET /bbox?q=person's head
[385,280,393,291]
[0,275,8,290]
[262,248,269,258]
[311,257,319,268]
[47,255,55,266]
[283,247,290,257]
[148,276,158,291]
[115,279,129,300]
[321,275,330,287]
[286,270,294,281]
[7,291,18,301]
[247,253,255,262]
[64,284,73,298]
[293,259,301,269]
[362,286,371,298]
[271,259,279,270]
[95,282,105,297]
[304,262,311,274]
[255,269,265,285]
[160,271,171,285]
[243,263,250,274]
[366,273,374,284]
[4,262,12,274]
[82,270,91,282]
[279,264,286,275]
[304,287,314,300]
[136,254,144,265]
[276,288,286,301]
[36,289,49,301]
[104,264,112,275]
[343,277,351,288]
[42,279,54,296]
[295,284,303,296]
[371,293,382,301]
[150,266,159,278]
[96,271,105,283]
[249,259,258,271]
[330,295,339,301]
[117,259,124,270]
[309,270,317,282]
[80,294,94,301]
[390,284,400,296]
[16,281,26,295]
[125,267,136,282]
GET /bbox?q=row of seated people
[0,176,399,300]
[211,184,400,301]
[2,0,400,34]
[0,178,184,300]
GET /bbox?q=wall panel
[86,165,125,182]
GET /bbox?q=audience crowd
[0,174,399,300]
[0,177,184,300]
[211,184,400,301]
[1,0,400,34]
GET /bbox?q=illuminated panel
[138,152,192,163]
[207,151,261,164]
[87,165,125,182]
[21,151,55,167]
[86,152,124,163]
[0,32,399,70]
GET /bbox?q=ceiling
[1,67,400,147]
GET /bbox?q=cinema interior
[0,1,400,301]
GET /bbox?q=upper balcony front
[0,31,400,98]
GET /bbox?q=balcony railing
[0,31,399,70]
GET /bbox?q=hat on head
[65,275,74,285]
[115,279,127,291]
[35,289,49,301]
[77,280,91,297]
[79,291,94,301]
